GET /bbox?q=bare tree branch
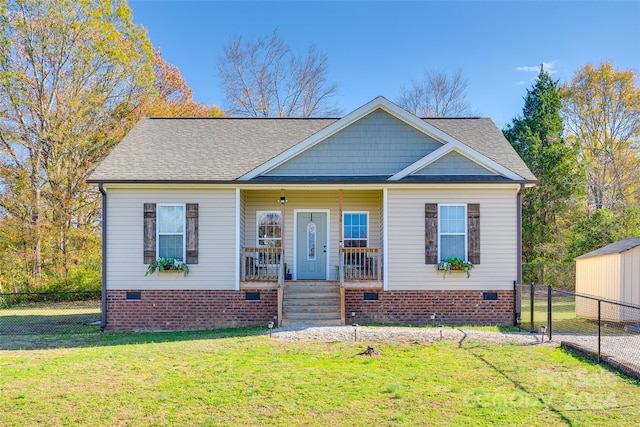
[217,29,340,117]
[397,69,471,117]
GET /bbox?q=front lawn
[0,328,638,426]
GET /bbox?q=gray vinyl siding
[106,188,237,290]
[413,151,498,176]
[386,187,519,290]
[242,189,382,279]
[263,110,442,177]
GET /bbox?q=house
[88,97,536,331]
[575,237,640,322]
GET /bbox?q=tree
[0,0,154,290]
[217,29,340,117]
[397,69,471,117]
[562,62,640,212]
[503,66,584,286]
[567,206,640,261]
[144,50,224,117]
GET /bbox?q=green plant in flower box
[436,257,473,278]
[146,258,189,277]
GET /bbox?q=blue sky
[129,0,640,128]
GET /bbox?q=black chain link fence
[518,284,640,381]
[0,291,101,335]
[522,262,576,290]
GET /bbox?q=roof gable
[412,150,498,176]
[389,141,521,181]
[261,109,443,178]
[240,96,466,180]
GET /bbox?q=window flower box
[146,258,190,277]
[436,257,473,278]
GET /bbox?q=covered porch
[238,188,384,325]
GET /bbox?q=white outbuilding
[575,237,640,322]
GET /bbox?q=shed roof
[575,237,640,260]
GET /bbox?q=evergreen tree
[503,67,584,286]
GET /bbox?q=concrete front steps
[282,282,342,326]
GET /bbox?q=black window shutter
[467,203,480,264]
[143,203,156,264]
[186,203,199,264]
[425,203,438,264]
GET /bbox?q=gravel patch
[270,324,546,346]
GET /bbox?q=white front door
[296,212,328,280]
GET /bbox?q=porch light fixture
[278,196,288,204]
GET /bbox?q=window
[425,203,479,265]
[343,212,368,248]
[157,204,186,260]
[257,212,282,248]
[143,203,198,265]
[307,222,316,260]
[439,204,466,261]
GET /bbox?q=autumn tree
[144,50,224,117]
[397,69,471,117]
[0,0,154,290]
[562,62,640,212]
[217,29,340,117]
[504,67,583,286]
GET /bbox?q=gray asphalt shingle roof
[575,237,640,260]
[88,114,536,183]
[89,118,336,182]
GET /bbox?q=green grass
[1,328,638,426]
[521,298,632,335]
[0,300,101,335]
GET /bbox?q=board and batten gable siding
[386,188,518,290]
[242,190,381,277]
[413,151,498,176]
[263,110,442,177]
[106,188,237,290]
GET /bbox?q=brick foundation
[106,288,515,332]
[106,289,278,332]
[345,289,515,325]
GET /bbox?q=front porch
[239,188,385,287]
[238,188,384,325]
[240,247,383,325]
